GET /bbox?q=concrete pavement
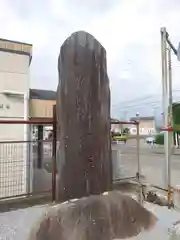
[112,140,180,189]
[32,140,180,194]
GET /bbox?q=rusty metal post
[167,47,173,208]
[136,122,143,204]
[136,122,141,178]
[37,125,43,169]
[52,105,57,202]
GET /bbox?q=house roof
[130,116,154,121]
[0,38,32,46]
[30,89,56,100]
[111,118,120,122]
[0,38,33,64]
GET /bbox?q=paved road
[112,140,180,189]
[32,140,180,194]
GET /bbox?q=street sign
[177,42,180,61]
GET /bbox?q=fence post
[28,124,33,194]
[56,31,112,202]
[37,125,43,168]
[136,122,141,178]
[52,105,57,202]
[136,122,143,204]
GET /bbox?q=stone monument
[56,31,112,201]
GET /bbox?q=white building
[111,118,122,133]
[0,38,32,198]
[129,116,156,136]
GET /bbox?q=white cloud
[0,0,180,116]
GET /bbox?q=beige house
[29,89,56,180]
[0,38,32,198]
[129,116,156,136]
[29,88,56,141]
[29,89,56,120]
[0,38,32,140]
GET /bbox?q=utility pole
[160,27,180,207]
[167,47,173,155]
[161,27,169,190]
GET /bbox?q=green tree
[123,128,130,135]
[156,102,180,145]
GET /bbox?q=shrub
[155,133,164,145]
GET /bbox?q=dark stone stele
[56,31,112,202]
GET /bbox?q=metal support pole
[161,27,169,189]
[167,47,173,208]
[161,27,166,125]
[28,124,34,194]
[52,105,57,202]
[136,123,141,177]
[168,47,173,155]
[136,122,142,204]
[23,92,29,194]
[37,125,43,169]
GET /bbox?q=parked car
[111,133,127,143]
[145,136,156,144]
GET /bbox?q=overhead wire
[112,90,180,110]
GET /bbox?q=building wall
[0,42,32,198]
[130,119,155,135]
[0,51,29,91]
[0,51,30,140]
[30,99,56,118]
[111,123,121,133]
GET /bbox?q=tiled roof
[130,116,154,121]
[30,89,56,100]
[111,118,120,122]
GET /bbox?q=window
[140,128,144,133]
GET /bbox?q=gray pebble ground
[0,205,48,240]
[0,202,180,239]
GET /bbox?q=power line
[112,100,161,109]
[112,95,155,107]
[112,91,180,110]
[112,89,180,108]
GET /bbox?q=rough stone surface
[28,191,157,240]
[56,31,112,201]
[1,192,180,239]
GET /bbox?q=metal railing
[0,139,53,199]
[0,116,56,202]
[111,121,141,180]
[111,120,143,203]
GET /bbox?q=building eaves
[130,116,154,121]
[30,89,56,100]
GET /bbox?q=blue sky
[1,0,180,118]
